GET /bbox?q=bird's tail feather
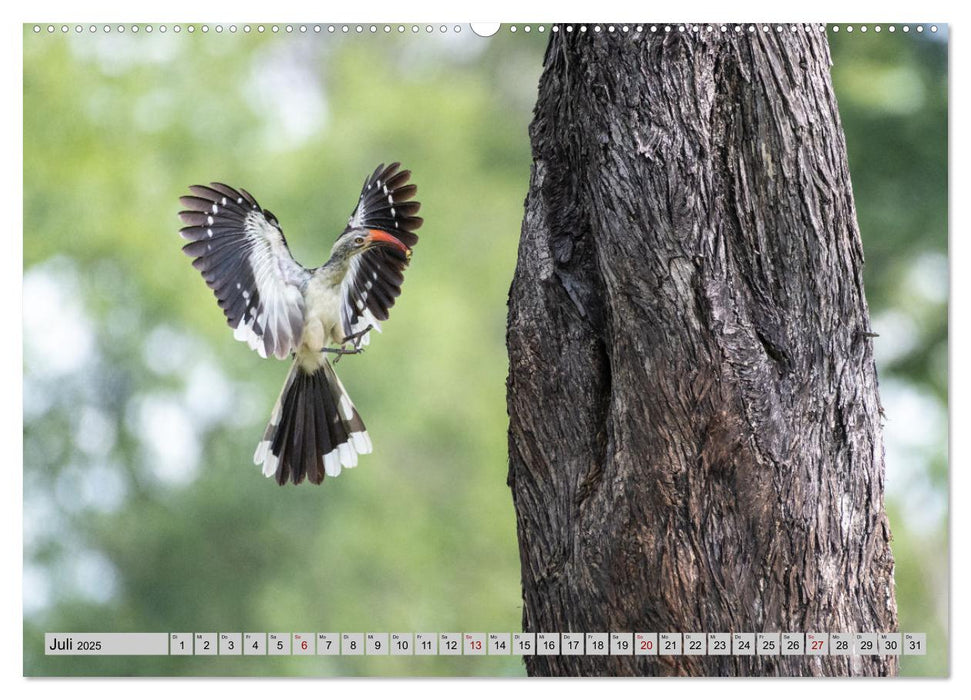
[253,359,372,485]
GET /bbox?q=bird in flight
[178,163,422,485]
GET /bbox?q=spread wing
[179,183,310,360]
[339,162,423,343]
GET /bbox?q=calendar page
[22,17,948,679]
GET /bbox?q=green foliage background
[23,25,947,677]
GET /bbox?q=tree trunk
[506,25,898,677]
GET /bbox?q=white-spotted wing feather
[180,184,310,360]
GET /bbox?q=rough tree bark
[506,25,898,677]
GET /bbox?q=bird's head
[334,228,412,263]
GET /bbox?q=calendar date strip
[45,631,926,656]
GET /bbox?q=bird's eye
[353,235,366,246]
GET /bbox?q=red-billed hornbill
[178,163,421,485]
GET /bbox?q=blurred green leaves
[830,28,948,676]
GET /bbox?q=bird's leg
[321,326,372,364]
[321,345,363,364]
[342,324,373,349]
[321,347,362,355]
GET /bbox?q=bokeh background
[22,24,947,676]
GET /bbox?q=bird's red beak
[367,229,411,258]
